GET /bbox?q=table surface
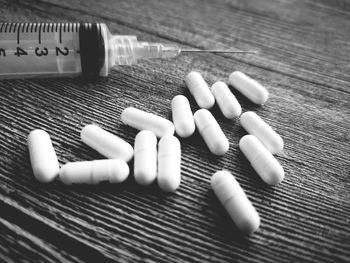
[1,0,350,262]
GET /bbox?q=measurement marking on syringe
[1,49,75,56]
[38,24,42,44]
[59,26,62,44]
[17,25,20,44]
[4,23,9,33]
[24,23,29,33]
[8,23,13,33]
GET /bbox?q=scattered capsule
[59,159,129,185]
[81,124,133,162]
[193,109,229,155]
[228,71,268,105]
[157,135,181,192]
[27,129,60,183]
[134,130,157,186]
[211,81,242,119]
[211,171,260,235]
[185,71,215,109]
[171,95,195,138]
[240,111,283,154]
[239,135,284,185]
[121,107,175,138]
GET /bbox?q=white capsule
[228,71,268,105]
[211,171,260,235]
[59,159,129,185]
[134,130,157,186]
[185,71,215,109]
[240,111,283,154]
[171,95,195,138]
[27,129,60,183]
[239,135,284,185]
[81,124,133,162]
[157,135,181,192]
[121,107,175,138]
[193,109,229,155]
[210,81,242,119]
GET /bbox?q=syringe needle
[180,49,258,54]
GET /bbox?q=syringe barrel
[0,23,109,78]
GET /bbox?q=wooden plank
[0,0,349,262]
[0,216,83,263]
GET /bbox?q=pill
[27,129,60,183]
[240,111,283,154]
[121,107,175,138]
[157,135,181,192]
[171,95,195,138]
[185,71,215,109]
[228,71,268,105]
[193,109,229,155]
[210,81,242,119]
[239,135,284,185]
[134,130,157,186]
[59,159,129,185]
[81,124,133,162]
[211,171,260,235]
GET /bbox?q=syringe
[0,23,256,79]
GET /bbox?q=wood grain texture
[0,0,349,262]
[0,216,83,263]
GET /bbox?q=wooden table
[1,0,349,262]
